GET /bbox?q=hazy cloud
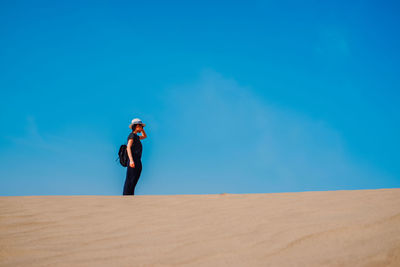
[151,69,391,193]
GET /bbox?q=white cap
[129,118,146,129]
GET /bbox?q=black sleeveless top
[127,132,143,160]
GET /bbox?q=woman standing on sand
[123,118,147,195]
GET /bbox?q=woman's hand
[139,128,147,140]
[129,160,135,168]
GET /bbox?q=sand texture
[1,188,400,266]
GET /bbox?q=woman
[123,118,147,195]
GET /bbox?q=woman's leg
[123,166,136,195]
[132,161,143,195]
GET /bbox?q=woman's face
[136,124,143,131]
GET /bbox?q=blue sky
[0,0,399,196]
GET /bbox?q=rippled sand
[1,188,400,266]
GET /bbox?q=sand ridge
[1,188,400,266]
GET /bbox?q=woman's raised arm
[139,129,147,140]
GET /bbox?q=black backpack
[117,144,129,167]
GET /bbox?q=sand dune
[1,188,400,266]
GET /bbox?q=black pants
[123,159,142,195]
